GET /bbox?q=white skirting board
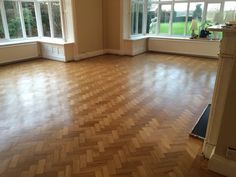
[209,154,236,177]
[0,42,39,64]
[148,38,220,58]
[75,49,127,61]
[75,50,105,61]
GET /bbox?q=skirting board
[75,50,105,61]
[75,49,127,61]
[104,49,124,55]
[209,154,236,177]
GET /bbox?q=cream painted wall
[0,42,39,64]
[102,0,121,50]
[74,0,104,54]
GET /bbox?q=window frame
[0,0,64,42]
[131,0,236,37]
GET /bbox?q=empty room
[0,0,236,177]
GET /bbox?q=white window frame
[130,0,236,37]
[0,0,64,42]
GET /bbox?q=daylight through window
[0,0,63,42]
[131,0,236,37]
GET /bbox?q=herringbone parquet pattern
[0,53,223,177]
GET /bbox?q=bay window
[0,0,63,42]
[131,0,236,37]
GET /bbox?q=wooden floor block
[0,53,223,177]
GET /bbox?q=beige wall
[74,0,103,54]
[73,0,121,54]
[215,63,236,158]
[102,0,121,50]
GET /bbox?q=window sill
[126,35,221,43]
[0,38,74,47]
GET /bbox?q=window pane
[160,4,171,34]
[40,2,51,37]
[52,2,62,38]
[224,1,236,22]
[131,2,136,34]
[147,3,158,34]
[187,2,204,36]
[131,2,143,35]
[206,3,222,25]
[172,3,187,35]
[138,3,143,34]
[22,2,38,37]
[4,1,23,39]
[0,10,4,38]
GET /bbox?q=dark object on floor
[190,104,211,140]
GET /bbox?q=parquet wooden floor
[0,53,224,177]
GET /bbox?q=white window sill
[0,38,74,47]
[125,35,220,43]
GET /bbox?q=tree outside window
[22,2,38,37]
[4,1,23,39]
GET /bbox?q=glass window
[172,3,188,35]
[138,3,144,34]
[22,2,38,37]
[147,3,158,34]
[40,2,51,37]
[206,3,222,25]
[187,2,204,36]
[131,2,136,34]
[0,10,4,38]
[131,0,236,38]
[160,4,171,34]
[52,2,62,38]
[224,1,236,22]
[131,1,144,35]
[4,1,23,39]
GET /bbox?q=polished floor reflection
[0,53,223,177]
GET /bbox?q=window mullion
[202,2,208,25]
[59,0,65,41]
[35,2,43,38]
[185,2,190,36]
[143,0,147,35]
[169,2,174,35]
[18,1,27,38]
[48,2,54,38]
[135,3,139,34]
[220,1,225,23]
[1,1,10,39]
[157,3,160,34]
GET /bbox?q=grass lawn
[149,21,223,39]
[149,21,201,35]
